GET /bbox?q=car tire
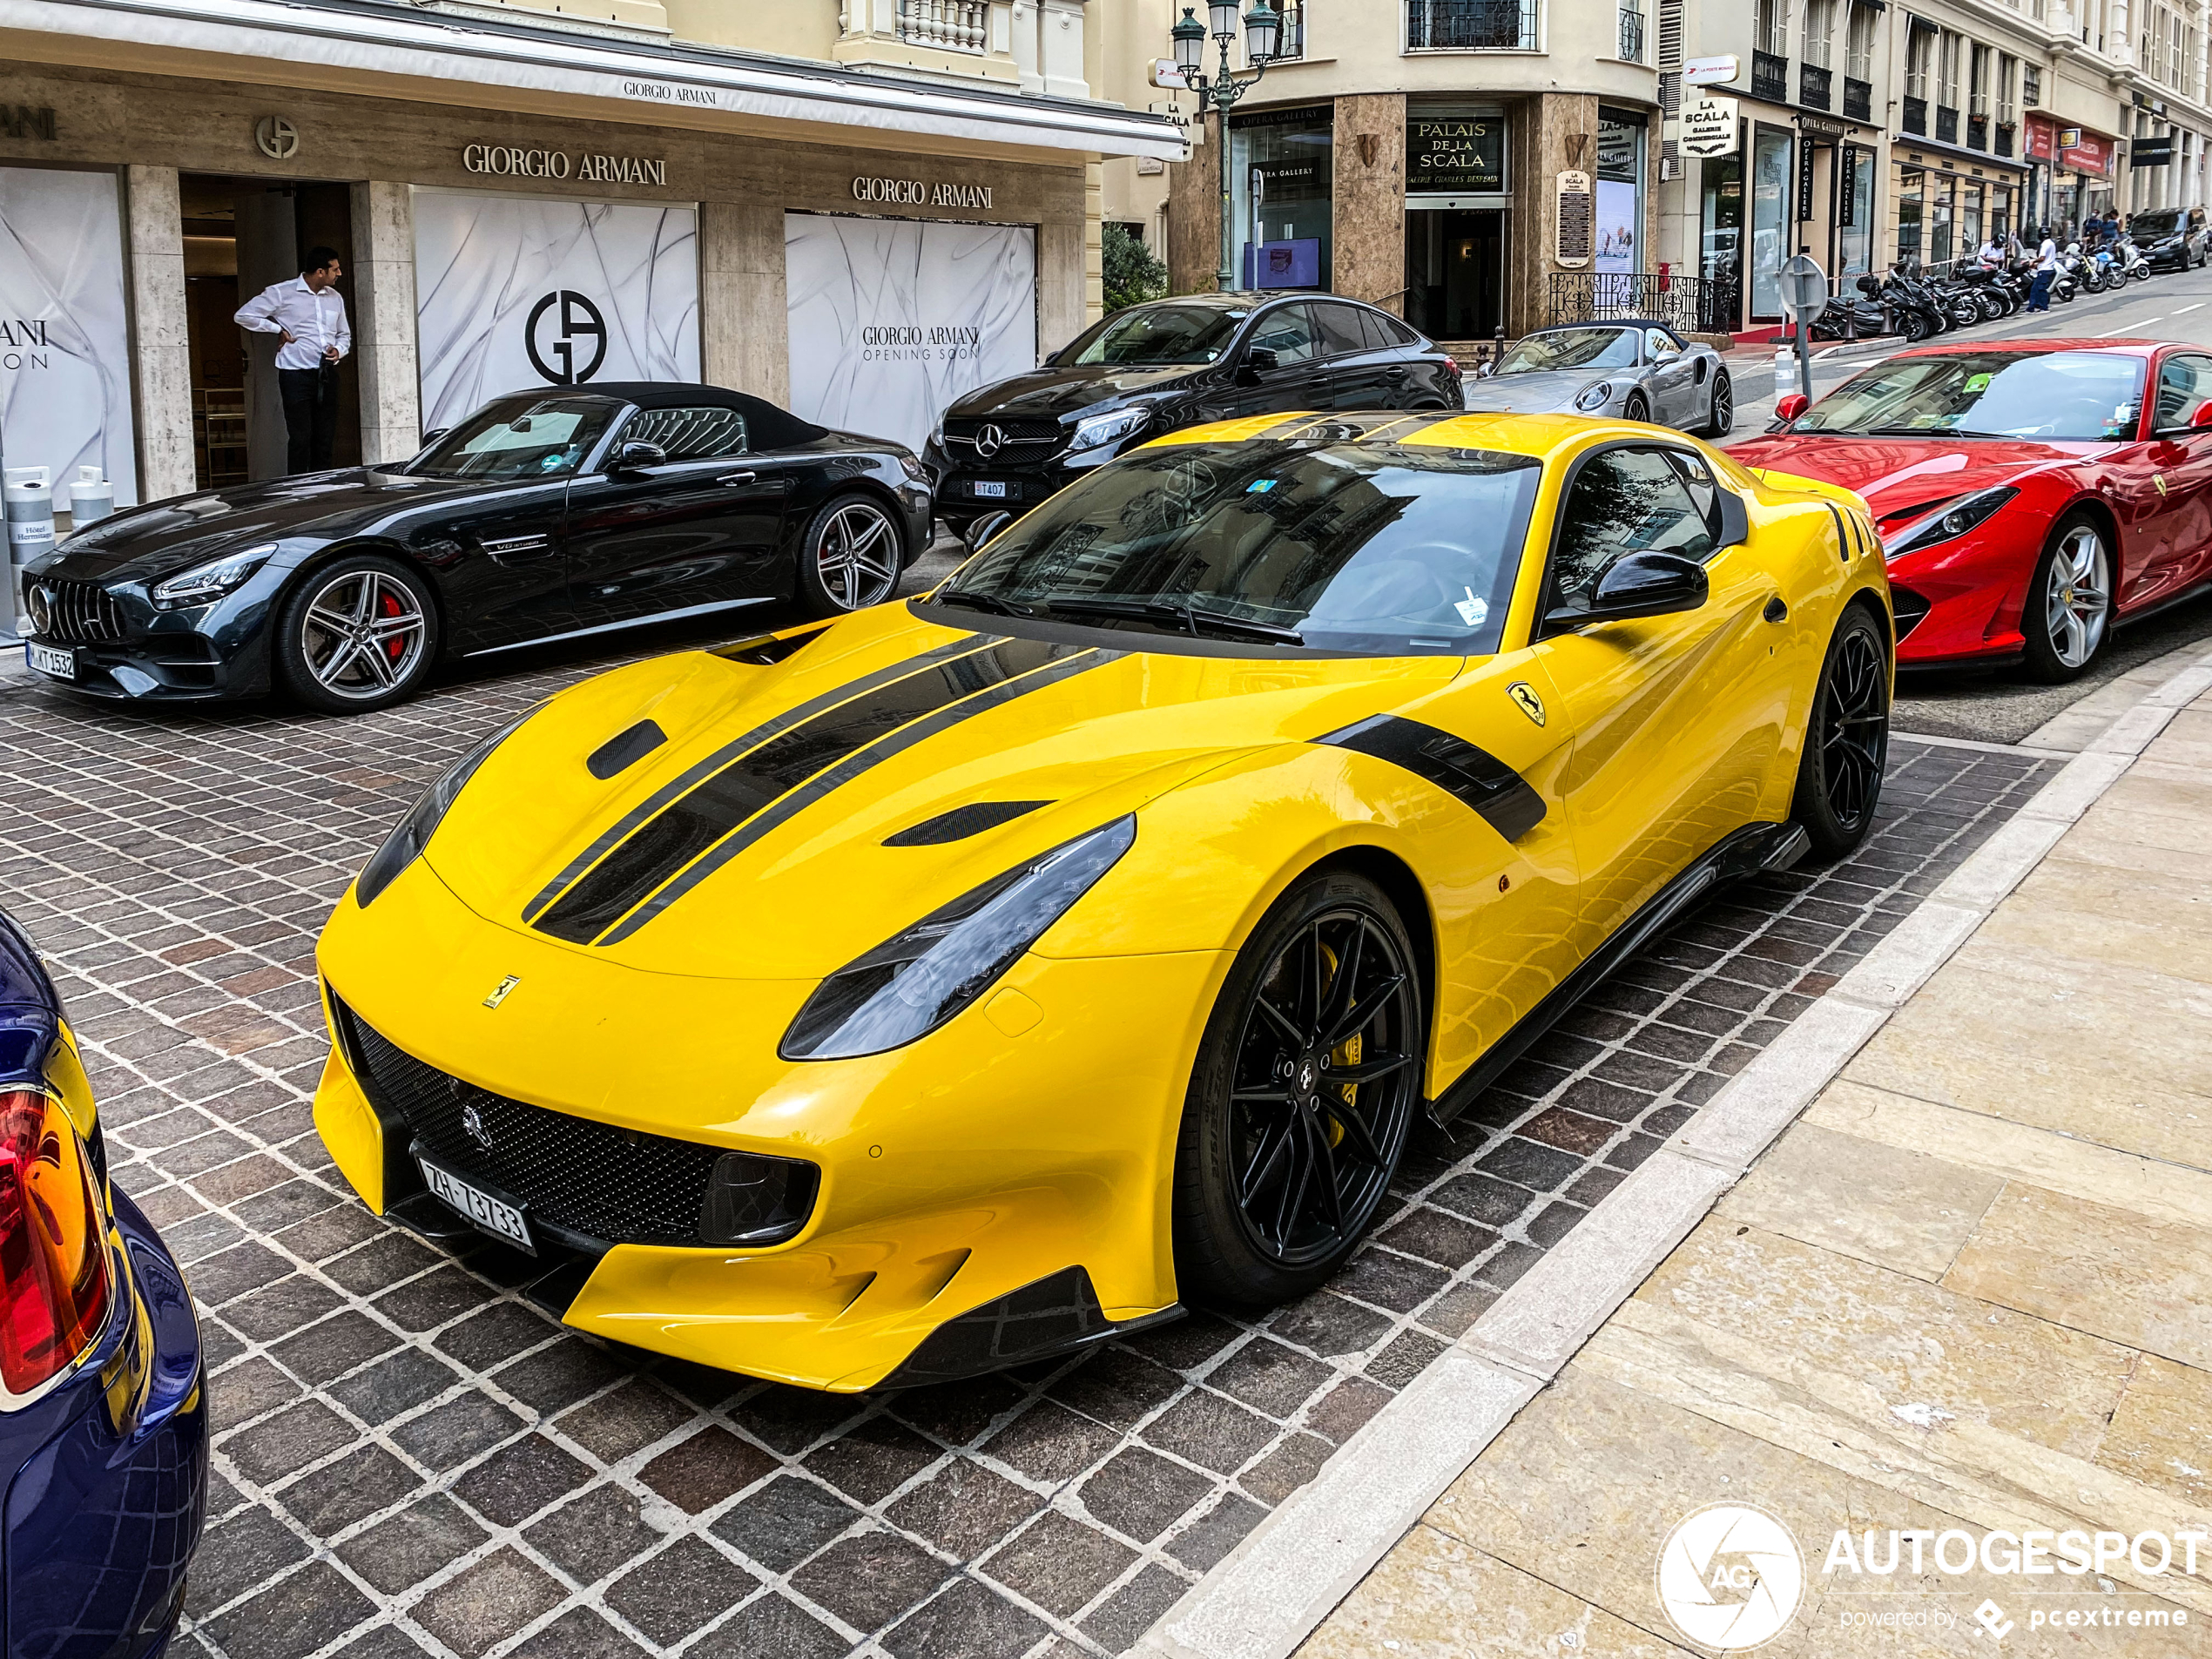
[794,493,906,618]
[2020,511,2114,685]
[1172,867,1424,1308]
[1703,373,1735,439]
[1623,391,1652,423]
[1790,606,1890,860]
[272,552,439,715]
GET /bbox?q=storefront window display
[1750,128,1792,317]
[1961,180,1983,253]
[1595,107,1646,302]
[1230,105,1334,290]
[1701,154,1744,320]
[1898,166,1924,261]
[1838,145,1875,274]
[1929,172,1954,263]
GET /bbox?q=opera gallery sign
[463,144,669,186]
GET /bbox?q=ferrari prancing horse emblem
[1507,682,1547,726]
[482,974,521,1009]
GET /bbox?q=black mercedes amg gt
[923,293,1463,537]
[20,384,933,712]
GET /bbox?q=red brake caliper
[380,591,404,664]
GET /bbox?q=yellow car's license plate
[418,1157,534,1253]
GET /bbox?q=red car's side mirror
[1776,393,1811,422]
[2191,401,2212,430]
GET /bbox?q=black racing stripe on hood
[1318,715,1547,841]
[522,633,1001,924]
[589,646,1121,947]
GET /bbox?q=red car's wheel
[2021,513,2114,684]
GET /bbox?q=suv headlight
[1882,487,2018,559]
[1064,408,1149,466]
[1575,381,1615,412]
[781,815,1136,1060]
[149,543,279,609]
[355,713,531,908]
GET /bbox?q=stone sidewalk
[1298,691,2212,1656]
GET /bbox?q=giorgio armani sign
[851,176,996,211]
[463,144,669,185]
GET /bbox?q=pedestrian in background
[2027,226,2059,312]
[235,247,351,475]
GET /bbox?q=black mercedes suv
[923,292,1463,536]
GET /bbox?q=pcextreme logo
[1656,1503,1806,1650]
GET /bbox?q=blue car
[0,910,205,1657]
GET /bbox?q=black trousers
[278,365,339,474]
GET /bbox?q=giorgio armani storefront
[0,0,1177,516]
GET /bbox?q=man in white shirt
[2027,228,2059,312]
[234,247,352,474]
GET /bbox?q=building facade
[0,0,1178,518]
[1159,0,1663,344]
[1127,0,2208,341]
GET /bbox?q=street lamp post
[1171,3,1282,291]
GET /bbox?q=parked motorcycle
[1810,275,1892,341]
[2116,235,2154,282]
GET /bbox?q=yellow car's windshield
[941,441,1541,655]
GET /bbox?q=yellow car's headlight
[780,815,1136,1061]
[355,714,529,909]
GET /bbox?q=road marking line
[2093,322,2153,336]
[2175,303,2205,315]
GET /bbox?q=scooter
[1810,274,1892,341]
[2116,235,2154,282]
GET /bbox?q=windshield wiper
[1046,596,1305,645]
[932,590,1035,617]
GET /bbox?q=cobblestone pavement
[0,613,2055,1659]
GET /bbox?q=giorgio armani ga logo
[524,291,609,385]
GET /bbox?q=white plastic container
[64,465,113,528]
[1773,345,1796,401]
[4,466,52,558]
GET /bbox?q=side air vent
[1891,587,1932,639]
[884,799,1051,846]
[586,719,667,780]
[1318,715,1547,841]
[718,627,826,666]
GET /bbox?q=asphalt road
[1722,265,2212,745]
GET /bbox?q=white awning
[0,0,1190,161]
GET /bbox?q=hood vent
[718,626,827,666]
[586,719,668,780]
[884,799,1051,846]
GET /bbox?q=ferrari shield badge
[1507,682,1547,727]
[482,974,521,1009]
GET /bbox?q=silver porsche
[1463,321,1734,437]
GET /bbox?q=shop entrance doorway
[1406,208,1503,341]
[179,174,359,489]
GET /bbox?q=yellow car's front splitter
[313,860,1229,1392]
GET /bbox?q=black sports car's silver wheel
[275,556,436,713]
[797,495,902,617]
[1704,374,1734,438]
[2023,516,2112,683]
[1174,870,1422,1305]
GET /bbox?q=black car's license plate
[25,642,75,679]
[418,1157,535,1253]
[970,480,1009,498]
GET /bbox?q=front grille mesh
[334,997,721,1246]
[943,416,1062,463]
[35,579,126,644]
